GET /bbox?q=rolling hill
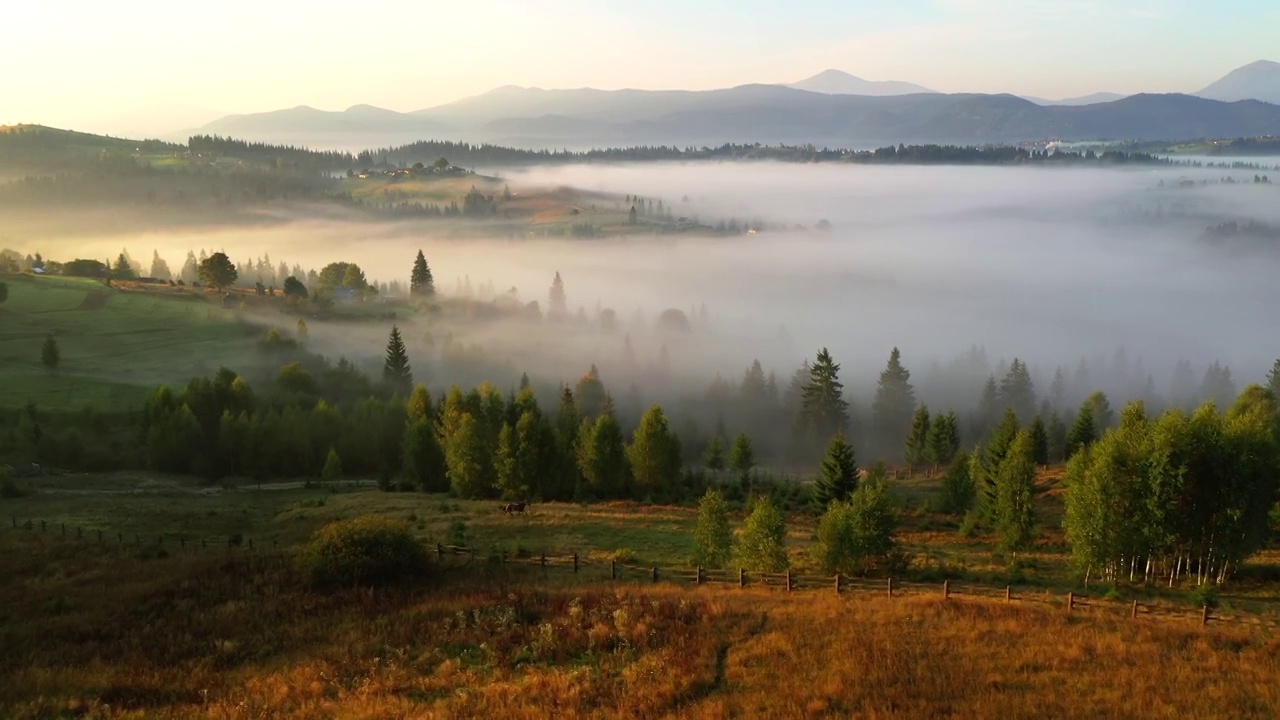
[1197,59,1280,105]
[787,69,935,95]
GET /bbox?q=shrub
[736,497,789,572]
[1188,585,1220,610]
[812,480,899,575]
[303,516,430,589]
[693,488,732,568]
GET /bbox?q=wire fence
[7,514,1279,631]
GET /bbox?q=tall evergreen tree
[703,435,726,473]
[1047,410,1068,463]
[1084,390,1114,430]
[627,405,682,499]
[402,416,447,491]
[871,347,916,460]
[974,408,1019,509]
[114,252,135,279]
[1267,358,1280,399]
[994,430,1037,551]
[903,404,931,471]
[548,271,568,320]
[409,249,434,297]
[577,412,630,498]
[939,450,976,514]
[1066,403,1097,458]
[1028,415,1049,466]
[999,358,1037,420]
[811,434,858,510]
[382,325,413,396]
[728,432,755,485]
[976,375,1000,435]
[927,411,961,467]
[799,348,849,443]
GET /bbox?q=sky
[1,0,1277,135]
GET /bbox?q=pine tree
[1084,391,1114,430]
[728,432,755,485]
[871,347,916,460]
[736,497,789,572]
[382,325,413,396]
[1268,359,1280,398]
[1066,404,1097,458]
[693,488,732,568]
[974,408,1019,509]
[811,434,858,510]
[409,249,435,297]
[1028,415,1049,466]
[903,404,931,471]
[999,358,1036,420]
[799,348,849,443]
[41,334,60,370]
[149,250,171,280]
[703,435,726,473]
[939,451,976,514]
[402,417,447,491]
[927,411,961,467]
[321,447,343,484]
[976,375,1000,434]
[577,412,630,498]
[627,405,682,499]
[548,271,568,320]
[1047,410,1068,463]
[114,252,135,279]
[994,430,1037,551]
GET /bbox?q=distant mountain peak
[1197,60,1280,105]
[788,69,935,96]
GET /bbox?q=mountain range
[193,61,1280,151]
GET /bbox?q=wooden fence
[7,515,1278,631]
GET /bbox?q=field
[0,274,264,411]
[3,500,1279,719]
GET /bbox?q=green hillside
[0,273,262,411]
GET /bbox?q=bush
[303,516,430,589]
[1188,585,1220,610]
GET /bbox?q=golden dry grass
[3,528,1279,720]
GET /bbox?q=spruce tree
[799,348,849,443]
[693,488,733,568]
[627,405,682,499]
[811,433,858,511]
[402,416,447,491]
[976,375,1000,435]
[1028,415,1049,466]
[975,408,1019,509]
[994,430,1037,551]
[577,412,630,498]
[409,249,434,297]
[871,347,916,460]
[1084,390,1114,430]
[903,404,931,471]
[41,334,60,370]
[939,450,976,514]
[1047,410,1068,463]
[728,432,755,486]
[548,271,568,320]
[999,358,1036,420]
[927,411,961,467]
[1268,358,1280,398]
[703,435,726,473]
[1066,404,1097,458]
[382,325,413,396]
[114,252,135,279]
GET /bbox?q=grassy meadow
[0,273,263,411]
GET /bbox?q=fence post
[835,573,842,596]
[1131,600,1139,619]
[696,566,703,585]
[887,577,893,599]
[943,580,950,600]
[739,567,746,588]
[41,520,46,532]
[118,532,123,544]
[1067,592,1074,612]
[1202,605,1210,626]
[181,538,186,550]
[541,553,547,568]
[248,538,253,550]
[1005,586,1011,602]
[573,553,579,573]
[786,571,792,592]
[652,566,658,583]
[201,538,206,549]
[610,559,616,580]
[437,543,444,559]
[61,523,65,536]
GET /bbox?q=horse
[502,502,528,515]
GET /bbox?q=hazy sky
[2,0,1277,133]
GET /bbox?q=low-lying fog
[24,162,1280,402]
